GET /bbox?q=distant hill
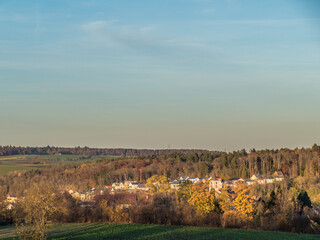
[0,145,215,157]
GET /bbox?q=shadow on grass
[48,223,320,240]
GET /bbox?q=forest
[0,144,319,239]
[0,146,210,157]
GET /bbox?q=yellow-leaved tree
[219,188,231,214]
[188,181,216,214]
[233,183,256,221]
[145,175,171,194]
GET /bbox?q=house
[6,196,18,203]
[209,177,224,191]
[78,190,94,201]
[227,178,244,188]
[128,182,139,190]
[189,178,201,184]
[257,178,266,184]
[112,182,124,190]
[264,177,275,184]
[6,202,15,210]
[179,176,189,181]
[170,180,181,189]
[250,174,263,181]
[68,190,74,194]
[71,191,80,199]
[137,183,147,191]
[273,170,285,181]
[245,180,254,185]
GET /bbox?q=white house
[209,178,224,191]
[137,184,147,191]
[188,178,201,184]
[128,182,139,190]
[112,182,124,190]
[179,176,189,181]
[264,177,275,184]
[245,180,254,185]
[171,180,181,189]
[257,178,266,184]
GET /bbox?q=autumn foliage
[188,181,216,214]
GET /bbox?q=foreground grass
[0,223,318,240]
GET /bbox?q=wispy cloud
[202,18,320,26]
[79,19,217,58]
[81,20,118,31]
[0,12,29,23]
[139,26,155,33]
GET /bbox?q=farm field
[0,155,119,175]
[0,223,318,240]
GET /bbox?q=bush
[16,224,43,240]
[221,212,246,229]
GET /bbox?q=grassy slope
[0,164,33,175]
[0,223,318,240]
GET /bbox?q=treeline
[0,144,319,204]
[0,146,210,157]
[0,144,319,237]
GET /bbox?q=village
[3,170,285,210]
[110,170,285,193]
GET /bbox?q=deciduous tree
[188,181,216,214]
[233,183,256,221]
[145,175,170,194]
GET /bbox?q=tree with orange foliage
[233,183,256,221]
[219,187,231,214]
[188,181,216,214]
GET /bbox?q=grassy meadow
[0,155,119,176]
[0,223,318,240]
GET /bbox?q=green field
[0,223,318,240]
[0,163,33,175]
[0,155,119,176]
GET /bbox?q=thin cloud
[79,20,218,59]
[81,20,118,31]
[202,18,320,26]
[139,26,155,33]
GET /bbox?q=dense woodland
[0,146,210,157]
[0,144,319,238]
[0,145,319,199]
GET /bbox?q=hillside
[0,223,319,240]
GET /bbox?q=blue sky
[0,0,319,151]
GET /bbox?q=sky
[0,0,320,151]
